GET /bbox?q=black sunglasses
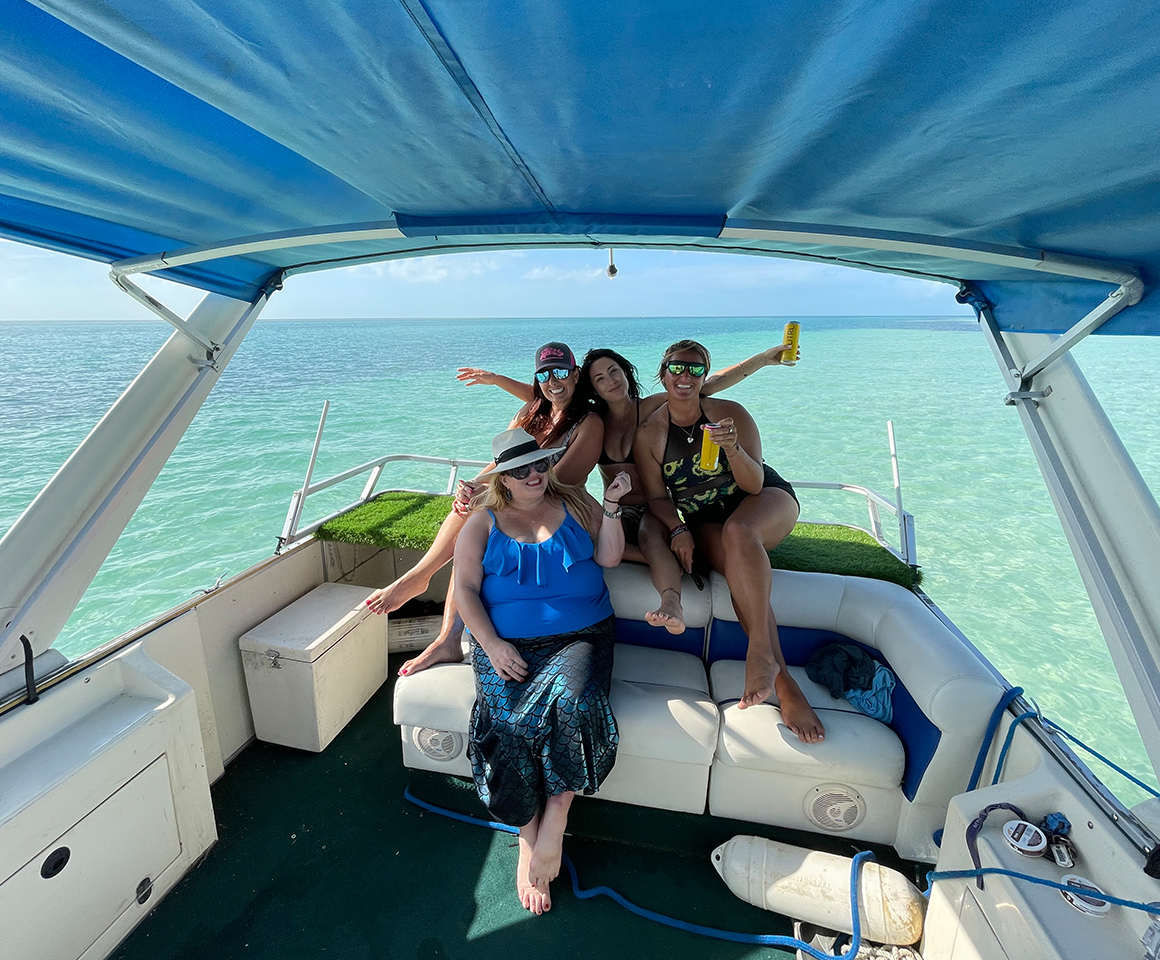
[666,361,707,377]
[504,457,552,480]
[535,367,574,383]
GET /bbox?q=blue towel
[845,663,895,723]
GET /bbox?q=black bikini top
[598,399,640,466]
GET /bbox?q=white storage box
[240,582,386,752]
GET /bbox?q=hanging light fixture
[606,248,618,278]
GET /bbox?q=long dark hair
[579,348,642,416]
[511,345,594,443]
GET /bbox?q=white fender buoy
[711,835,925,945]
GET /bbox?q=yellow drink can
[699,423,721,471]
[782,321,801,362]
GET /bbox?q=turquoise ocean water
[3,316,1160,803]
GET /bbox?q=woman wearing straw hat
[455,427,631,915]
[365,342,603,671]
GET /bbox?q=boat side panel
[136,610,223,782]
[194,542,325,768]
[925,740,1156,960]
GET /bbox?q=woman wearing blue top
[455,427,631,916]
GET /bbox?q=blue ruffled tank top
[479,507,613,639]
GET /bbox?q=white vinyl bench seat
[392,563,1005,861]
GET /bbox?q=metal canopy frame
[970,285,1160,784]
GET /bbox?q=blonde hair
[473,467,593,526]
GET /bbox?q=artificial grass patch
[315,492,920,588]
[314,490,455,551]
[772,522,921,588]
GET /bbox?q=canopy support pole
[0,286,274,674]
[972,289,1160,784]
[112,273,222,361]
[1014,285,1137,389]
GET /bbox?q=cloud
[369,254,506,283]
[522,266,606,282]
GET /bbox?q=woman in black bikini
[634,339,825,744]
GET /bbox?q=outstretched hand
[457,367,500,386]
[766,342,799,365]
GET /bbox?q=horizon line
[0,313,975,323]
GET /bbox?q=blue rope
[967,687,1023,791]
[990,710,1038,786]
[927,867,1160,915]
[1041,719,1160,799]
[969,688,1160,798]
[403,788,877,958]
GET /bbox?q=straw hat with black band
[477,428,567,476]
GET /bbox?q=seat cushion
[393,662,475,732]
[610,678,718,766]
[394,646,717,768]
[615,643,710,695]
[710,658,904,789]
[605,563,711,628]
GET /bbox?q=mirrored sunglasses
[504,457,552,480]
[666,361,707,377]
[535,367,574,382]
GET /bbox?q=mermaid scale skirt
[469,615,618,826]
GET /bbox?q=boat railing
[280,402,918,566]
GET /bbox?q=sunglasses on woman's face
[666,361,707,377]
[504,457,552,480]
[535,367,574,383]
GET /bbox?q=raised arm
[702,342,797,396]
[586,472,631,567]
[453,512,528,683]
[457,367,536,402]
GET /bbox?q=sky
[0,238,974,321]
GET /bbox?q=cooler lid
[239,583,376,663]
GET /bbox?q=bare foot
[645,587,686,635]
[529,836,563,893]
[366,572,430,616]
[739,642,780,709]
[517,825,549,915]
[398,633,465,676]
[528,792,573,911]
[775,671,825,743]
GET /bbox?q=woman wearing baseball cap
[453,427,630,914]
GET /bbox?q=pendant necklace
[674,420,699,444]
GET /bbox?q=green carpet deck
[112,658,921,960]
[316,491,920,588]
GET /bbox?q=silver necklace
[674,419,699,444]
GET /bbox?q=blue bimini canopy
[4,0,1160,333]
